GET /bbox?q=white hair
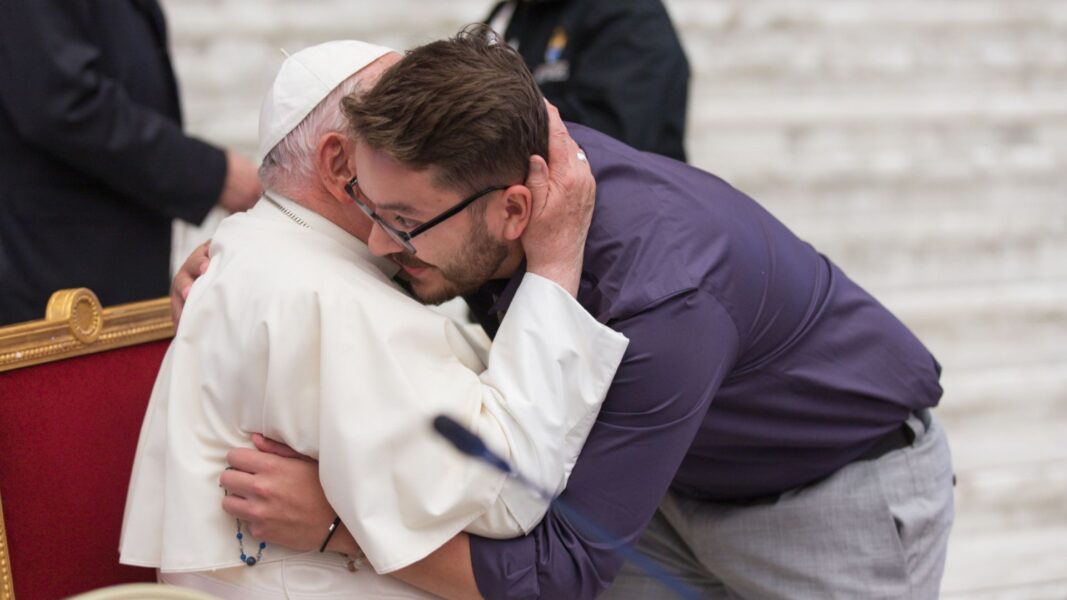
[258,72,369,196]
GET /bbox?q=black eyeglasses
[344,177,508,255]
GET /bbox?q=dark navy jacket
[488,0,689,161]
[0,0,226,323]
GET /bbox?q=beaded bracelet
[319,516,343,553]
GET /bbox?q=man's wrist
[319,516,343,552]
[326,522,361,556]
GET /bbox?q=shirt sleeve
[469,289,740,599]
[310,273,629,574]
[0,0,225,224]
[558,0,690,161]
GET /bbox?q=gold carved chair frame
[0,288,175,599]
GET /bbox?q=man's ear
[314,132,354,200]
[487,184,533,242]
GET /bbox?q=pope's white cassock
[119,193,628,597]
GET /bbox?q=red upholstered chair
[0,289,174,600]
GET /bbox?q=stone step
[936,360,1067,421]
[682,29,1067,90]
[167,0,1067,34]
[943,523,1067,599]
[688,63,1067,98]
[942,410,1067,474]
[675,0,1067,102]
[163,0,1067,45]
[937,408,1067,595]
[789,213,1067,289]
[689,106,1067,192]
[163,0,488,45]
[908,280,1067,411]
[690,92,1067,126]
[688,96,1067,169]
[941,412,1067,529]
[670,0,1067,31]
[690,118,1067,185]
[938,415,1067,597]
[878,280,1067,365]
[749,178,1067,221]
[951,453,1067,536]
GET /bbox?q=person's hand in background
[218,151,262,212]
[170,240,210,325]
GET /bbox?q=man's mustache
[390,253,432,269]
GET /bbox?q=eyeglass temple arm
[408,185,508,238]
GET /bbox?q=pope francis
[119,41,627,598]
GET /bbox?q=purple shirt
[466,124,942,598]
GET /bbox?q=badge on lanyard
[534,26,570,83]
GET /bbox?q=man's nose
[367,222,404,257]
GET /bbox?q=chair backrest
[0,289,174,600]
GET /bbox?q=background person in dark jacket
[0,0,261,325]
[487,0,690,161]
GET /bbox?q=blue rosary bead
[234,517,265,567]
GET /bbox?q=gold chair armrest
[0,288,174,373]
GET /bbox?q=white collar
[254,191,400,278]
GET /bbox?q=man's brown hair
[342,24,548,195]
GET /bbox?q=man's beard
[392,217,509,305]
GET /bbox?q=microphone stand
[433,415,703,600]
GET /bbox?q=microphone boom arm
[433,415,703,600]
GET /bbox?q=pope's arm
[297,271,627,574]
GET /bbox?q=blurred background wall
[161,1,1067,597]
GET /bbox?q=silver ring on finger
[576,150,587,162]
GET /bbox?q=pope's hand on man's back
[170,240,210,325]
[522,101,595,298]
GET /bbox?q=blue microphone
[432,413,514,476]
[432,415,703,600]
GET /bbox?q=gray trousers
[602,414,955,599]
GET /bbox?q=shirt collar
[256,190,400,278]
[487,260,527,315]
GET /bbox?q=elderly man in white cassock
[118,40,626,598]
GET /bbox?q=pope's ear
[314,132,354,192]
[493,184,533,242]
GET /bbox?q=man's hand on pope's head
[220,434,359,555]
[170,241,211,325]
[522,100,595,297]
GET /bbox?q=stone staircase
[162,1,1067,596]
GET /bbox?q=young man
[213,26,953,599]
